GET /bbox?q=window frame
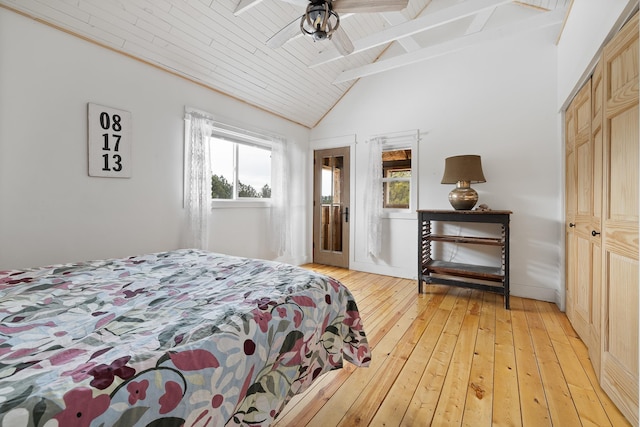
[184,109,277,209]
[382,150,412,209]
[379,132,419,219]
[209,134,273,207]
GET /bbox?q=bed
[0,249,371,427]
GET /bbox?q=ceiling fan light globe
[313,31,328,41]
[300,0,340,41]
[309,10,324,24]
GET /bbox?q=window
[382,149,411,209]
[374,130,419,216]
[208,123,273,201]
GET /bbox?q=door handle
[342,207,349,223]
[569,223,576,227]
[592,230,601,237]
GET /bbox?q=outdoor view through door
[313,147,350,268]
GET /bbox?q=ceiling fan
[266,0,409,56]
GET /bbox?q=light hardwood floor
[273,265,631,427]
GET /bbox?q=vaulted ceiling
[0,0,570,128]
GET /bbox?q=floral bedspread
[0,249,371,427]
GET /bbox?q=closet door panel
[591,62,604,377]
[574,236,592,326]
[601,12,638,424]
[606,253,638,368]
[575,82,593,227]
[603,252,639,421]
[565,99,577,322]
[576,139,591,224]
[565,80,595,349]
[609,107,639,222]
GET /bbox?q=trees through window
[382,149,412,209]
[209,134,272,200]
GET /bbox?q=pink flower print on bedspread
[127,379,149,405]
[63,361,98,382]
[53,387,110,427]
[91,366,189,427]
[0,249,372,427]
[251,309,272,333]
[88,356,136,390]
[93,349,220,425]
[0,274,33,287]
[184,365,255,427]
[158,380,183,414]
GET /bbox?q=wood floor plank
[542,297,629,427]
[521,298,582,426]
[368,300,451,427]
[461,291,496,427]
[335,285,447,426]
[492,293,522,427]
[431,290,483,425]
[533,300,613,427]
[563,324,632,427]
[304,293,424,426]
[271,266,633,427]
[274,277,417,426]
[507,297,552,427]
[401,287,472,426]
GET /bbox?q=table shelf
[418,209,512,309]
[423,260,504,281]
[427,235,504,246]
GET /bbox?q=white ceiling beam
[334,8,565,83]
[310,0,514,67]
[464,7,496,34]
[381,12,421,52]
[233,0,265,16]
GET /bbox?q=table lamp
[441,155,486,210]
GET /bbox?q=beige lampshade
[441,155,486,184]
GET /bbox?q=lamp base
[448,181,478,210]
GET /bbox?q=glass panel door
[314,147,350,268]
[321,155,343,253]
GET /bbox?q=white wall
[0,9,310,270]
[311,26,563,303]
[557,0,638,109]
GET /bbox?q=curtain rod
[185,106,284,143]
[364,129,421,143]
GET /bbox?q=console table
[418,209,512,309]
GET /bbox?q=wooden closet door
[601,11,639,425]
[564,83,579,318]
[565,83,577,325]
[565,79,600,364]
[590,61,604,377]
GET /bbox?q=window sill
[382,210,416,220]
[211,199,271,209]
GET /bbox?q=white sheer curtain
[270,136,291,257]
[365,137,383,259]
[184,112,214,250]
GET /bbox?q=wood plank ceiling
[0,0,570,128]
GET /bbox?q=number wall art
[88,103,132,178]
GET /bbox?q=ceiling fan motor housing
[301,0,340,41]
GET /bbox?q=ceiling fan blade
[333,0,409,13]
[331,26,354,56]
[266,16,303,48]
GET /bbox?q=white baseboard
[292,258,562,310]
[282,254,311,266]
[510,282,559,306]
